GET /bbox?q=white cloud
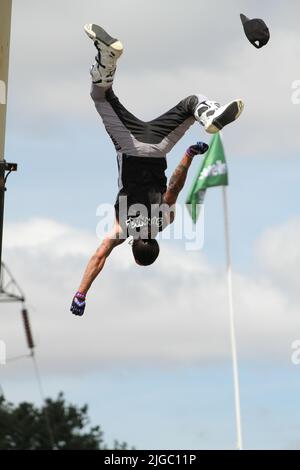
[1,217,299,379]
[4,218,96,256]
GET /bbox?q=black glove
[71,292,86,317]
[186,141,209,157]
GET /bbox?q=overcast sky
[1,0,300,450]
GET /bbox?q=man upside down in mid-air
[71,24,244,316]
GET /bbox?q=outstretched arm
[78,221,125,295]
[71,221,125,316]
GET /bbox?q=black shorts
[114,153,167,239]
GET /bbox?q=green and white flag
[186,133,228,223]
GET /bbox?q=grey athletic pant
[90,84,207,160]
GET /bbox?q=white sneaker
[84,24,123,86]
[194,99,244,134]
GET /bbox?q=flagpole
[222,186,243,450]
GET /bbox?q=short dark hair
[132,238,160,266]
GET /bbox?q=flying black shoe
[194,99,244,134]
[84,23,123,86]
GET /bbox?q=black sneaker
[195,99,244,134]
[84,24,123,86]
[84,23,123,58]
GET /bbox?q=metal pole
[0,0,12,274]
[222,186,243,450]
[31,352,56,449]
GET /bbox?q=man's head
[132,238,160,266]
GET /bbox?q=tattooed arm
[163,142,209,225]
[163,154,193,207]
[164,142,209,207]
